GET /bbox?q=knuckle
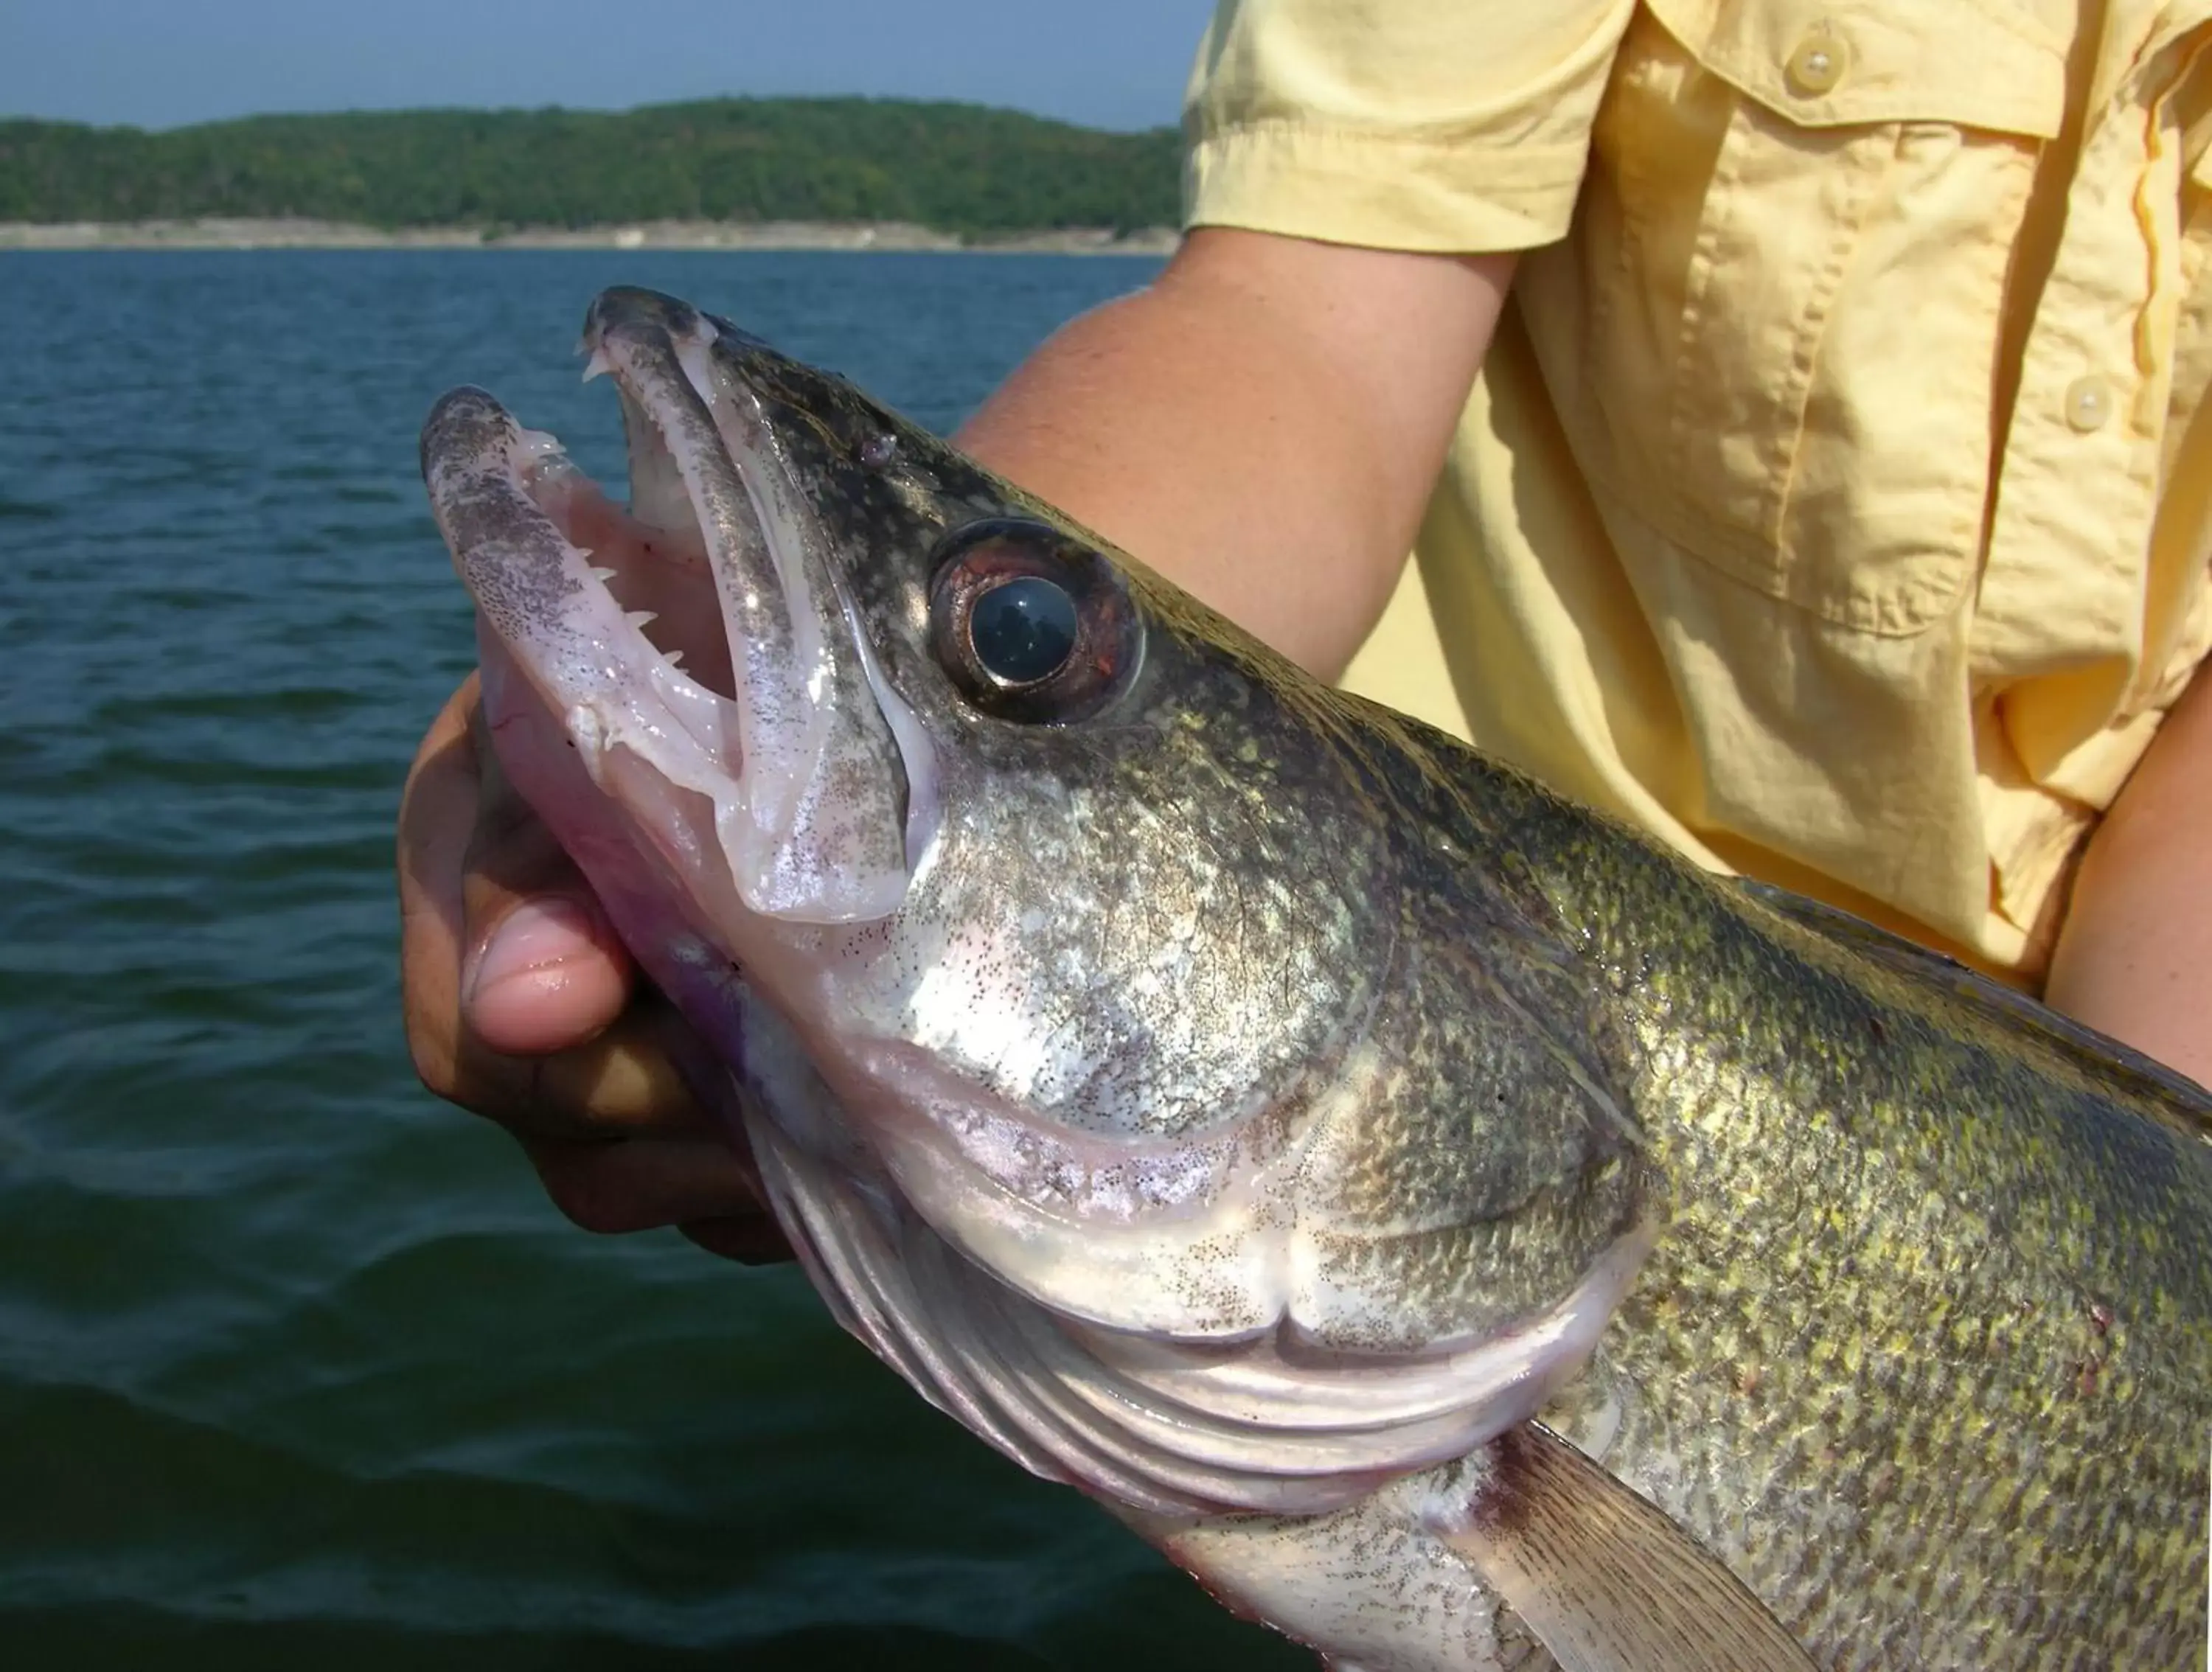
[535,1149,647,1236]
[537,1028,696,1134]
[411,1027,546,1135]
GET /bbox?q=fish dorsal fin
[1736,878,2212,1149]
[1425,1422,1820,1672]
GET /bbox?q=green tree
[0,100,1181,235]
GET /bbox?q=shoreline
[0,217,1178,255]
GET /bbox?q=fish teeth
[663,649,687,669]
[625,610,659,631]
[581,346,614,383]
[588,565,617,582]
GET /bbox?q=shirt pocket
[1528,0,2068,635]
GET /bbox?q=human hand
[397,673,790,1264]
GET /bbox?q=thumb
[459,706,636,1055]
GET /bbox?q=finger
[398,673,487,1100]
[681,1216,796,1266]
[484,992,717,1141]
[524,1133,772,1237]
[459,702,636,1056]
[400,679,709,1144]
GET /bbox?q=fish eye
[858,432,898,470]
[928,518,1140,723]
[968,575,1078,686]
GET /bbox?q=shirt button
[2064,375,2114,433]
[1784,32,1849,95]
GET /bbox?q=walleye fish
[420,287,2212,1671]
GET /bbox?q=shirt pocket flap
[1644,0,2067,138]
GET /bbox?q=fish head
[422,287,1658,1519]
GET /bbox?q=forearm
[955,228,1513,680]
[2044,658,2212,1085]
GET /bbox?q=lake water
[0,250,1309,1670]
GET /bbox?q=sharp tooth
[625,610,659,631]
[664,649,687,669]
[581,346,614,383]
[588,566,617,582]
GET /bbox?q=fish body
[421,288,2212,1671]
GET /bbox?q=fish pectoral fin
[1424,1421,1821,1672]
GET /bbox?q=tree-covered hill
[0,100,1182,234]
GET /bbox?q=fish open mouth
[421,287,935,926]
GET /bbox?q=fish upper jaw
[421,286,936,929]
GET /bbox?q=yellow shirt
[1183,0,2212,979]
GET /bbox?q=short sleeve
[1181,0,1638,251]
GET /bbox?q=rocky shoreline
[0,217,1178,254]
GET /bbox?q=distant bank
[0,97,1181,243]
[0,217,1178,254]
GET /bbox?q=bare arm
[2043,658,2212,1087]
[960,228,1513,677]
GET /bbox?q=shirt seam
[1186,122,1593,195]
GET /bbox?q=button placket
[1967,60,2174,681]
[1975,360,2148,673]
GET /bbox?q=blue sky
[1,0,1210,131]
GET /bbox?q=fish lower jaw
[427,386,747,796]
